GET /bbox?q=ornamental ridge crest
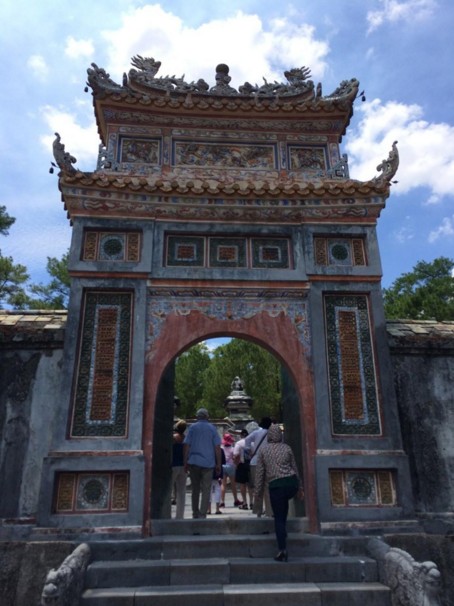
[86,55,360,102]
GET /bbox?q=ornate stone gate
[38,56,414,535]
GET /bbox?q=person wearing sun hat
[220,432,242,507]
[183,407,222,519]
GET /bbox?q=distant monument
[224,376,253,428]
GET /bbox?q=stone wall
[386,320,454,521]
[0,312,66,520]
[1,313,454,523]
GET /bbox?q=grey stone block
[318,582,391,606]
[170,558,229,585]
[224,583,322,606]
[80,587,135,605]
[303,556,378,583]
[134,584,224,606]
[86,559,170,588]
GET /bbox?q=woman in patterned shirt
[254,423,304,561]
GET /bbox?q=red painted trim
[141,309,319,535]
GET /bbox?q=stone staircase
[79,517,391,605]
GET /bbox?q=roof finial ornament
[130,55,162,77]
[211,63,236,95]
[374,141,399,185]
[52,133,77,175]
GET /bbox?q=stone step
[85,555,379,588]
[80,582,391,606]
[87,533,374,561]
[150,516,309,536]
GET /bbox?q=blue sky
[1,0,453,296]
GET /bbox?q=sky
[1,0,453,299]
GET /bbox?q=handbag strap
[251,431,267,459]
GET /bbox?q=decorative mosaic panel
[173,141,277,169]
[71,292,132,437]
[166,236,205,267]
[329,470,396,507]
[82,231,141,262]
[54,471,129,513]
[165,235,291,269]
[324,295,381,435]
[147,290,311,352]
[209,238,247,268]
[119,137,160,164]
[314,238,366,267]
[289,146,326,171]
[251,238,289,269]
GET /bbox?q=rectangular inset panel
[288,146,326,171]
[166,236,205,267]
[119,137,160,164]
[251,238,290,269]
[314,237,328,265]
[329,470,345,506]
[55,473,76,512]
[330,470,396,507]
[54,472,129,513]
[83,232,98,261]
[71,292,132,437]
[82,231,142,263]
[314,238,367,267]
[173,141,277,169]
[324,294,381,435]
[209,238,247,268]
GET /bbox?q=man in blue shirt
[184,408,222,519]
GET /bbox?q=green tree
[12,250,71,310]
[201,339,281,420]
[0,205,15,235]
[383,256,454,321]
[0,206,29,308]
[175,343,211,418]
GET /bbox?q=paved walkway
[172,487,260,520]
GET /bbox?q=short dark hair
[259,417,272,429]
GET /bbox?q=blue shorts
[222,464,235,478]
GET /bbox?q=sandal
[239,504,248,510]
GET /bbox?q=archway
[142,309,318,535]
[150,335,305,521]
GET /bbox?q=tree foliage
[383,256,454,321]
[0,205,15,235]
[174,343,211,418]
[14,251,71,310]
[196,339,281,420]
[0,206,30,308]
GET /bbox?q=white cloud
[367,0,437,33]
[428,216,454,242]
[27,54,49,80]
[39,106,99,169]
[394,226,415,243]
[65,36,95,59]
[100,6,330,88]
[425,194,441,205]
[346,99,454,199]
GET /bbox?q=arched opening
[150,335,306,521]
[142,309,318,534]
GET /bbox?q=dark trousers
[188,464,213,518]
[269,484,298,550]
